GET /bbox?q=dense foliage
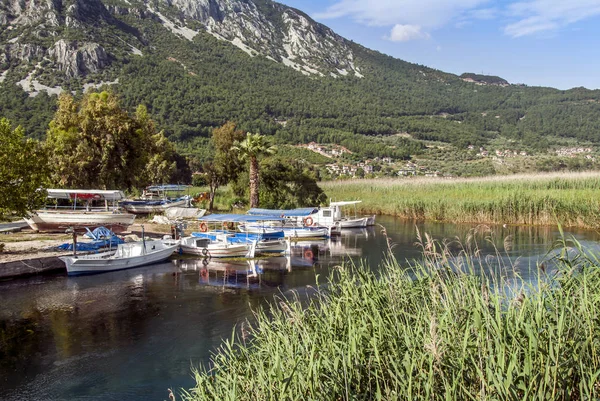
[0,118,48,219]
[232,158,327,209]
[44,92,178,189]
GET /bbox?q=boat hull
[179,237,252,258]
[25,211,136,233]
[60,241,177,275]
[241,225,330,238]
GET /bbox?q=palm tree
[232,133,276,208]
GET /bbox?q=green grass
[182,234,600,401]
[321,172,600,228]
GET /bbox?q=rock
[5,43,46,62]
[49,39,110,77]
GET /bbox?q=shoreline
[0,223,173,279]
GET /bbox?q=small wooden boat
[60,240,178,276]
[179,235,256,258]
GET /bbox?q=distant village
[302,142,443,178]
[301,142,597,179]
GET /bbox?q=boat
[191,214,292,256]
[248,201,375,229]
[60,240,178,276]
[120,185,192,214]
[179,234,256,258]
[120,198,190,214]
[25,189,136,233]
[194,230,289,254]
[239,224,331,238]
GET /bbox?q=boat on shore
[120,185,192,214]
[25,189,135,233]
[60,240,178,276]
[120,198,190,214]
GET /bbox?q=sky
[276,0,600,90]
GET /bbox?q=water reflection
[1,218,599,401]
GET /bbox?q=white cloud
[386,24,430,41]
[314,0,490,29]
[504,0,600,37]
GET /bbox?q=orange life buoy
[200,222,208,232]
[303,217,313,227]
[304,249,314,259]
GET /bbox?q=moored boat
[248,201,375,229]
[60,240,178,276]
[179,235,256,258]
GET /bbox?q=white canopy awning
[46,189,126,201]
[330,201,362,207]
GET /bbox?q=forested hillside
[1,0,600,170]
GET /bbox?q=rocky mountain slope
[0,0,362,88]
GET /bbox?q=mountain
[2,0,600,171]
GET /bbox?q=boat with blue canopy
[247,201,375,229]
[120,185,192,214]
[186,214,290,256]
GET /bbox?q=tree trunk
[249,156,259,208]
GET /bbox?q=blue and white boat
[184,214,289,256]
[248,201,375,229]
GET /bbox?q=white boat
[248,202,375,229]
[239,224,331,238]
[179,235,256,258]
[25,189,135,233]
[60,240,178,276]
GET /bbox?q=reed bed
[321,172,600,228]
[182,234,600,401]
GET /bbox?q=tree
[45,92,179,190]
[0,118,48,220]
[203,122,246,210]
[258,158,327,208]
[232,133,276,208]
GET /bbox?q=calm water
[1,217,599,400]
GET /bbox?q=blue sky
[277,0,600,90]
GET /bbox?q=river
[1,216,599,400]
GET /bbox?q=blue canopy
[199,214,287,223]
[247,208,318,217]
[146,185,190,191]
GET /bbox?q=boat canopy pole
[142,225,146,255]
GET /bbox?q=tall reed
[321,172,600,228]
[182,232,600,401]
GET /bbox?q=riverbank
[321,171,600,228]
[183,243,600,400]
[0,222,173,278]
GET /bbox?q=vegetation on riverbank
[183,235,600,400]
[321,172,600,228]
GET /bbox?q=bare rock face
[151,0,361,77]
[49,39,109,77]
[4,43,46,62]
